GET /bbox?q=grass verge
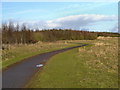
[2,41,80,69]
[26,37,118,88]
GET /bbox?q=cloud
[12,14,117,31]
[110,24,118,32]
[8,9,44,15]
[44,14,117,30]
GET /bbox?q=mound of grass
[26,37,118,88]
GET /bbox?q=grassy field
[26,37,118,88]
[2,41,79,69]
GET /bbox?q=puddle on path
[36,64,43,68]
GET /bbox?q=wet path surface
[2,44,88,88]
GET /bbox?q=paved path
[2,44,88,88]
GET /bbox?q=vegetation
[2,41,80,69]
[2,21,118,87]
[2,21,119,46]
[26,37,118,88]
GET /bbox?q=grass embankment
[2,41,79,69]
[26,37,118,88]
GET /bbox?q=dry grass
[76,37,118,87]
[2,41,78,68]
[26,36,118,88]
[78,37,118,74]
[97,36,114,40]
[2,41,71,61]
[94,42,110,46]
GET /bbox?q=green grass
[26,37,118,88]
[2,41,80,69]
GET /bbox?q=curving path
[2,44,88,88]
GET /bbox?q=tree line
[2,22,35,44]
[2,22,119,44]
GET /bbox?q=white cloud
[43,14,117,30]
[12,14,117,31]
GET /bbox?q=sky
[2,2,118,32]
